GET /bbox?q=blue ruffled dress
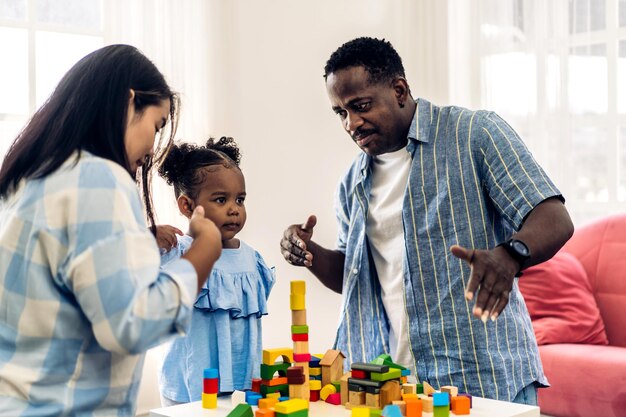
[158,235,275,402]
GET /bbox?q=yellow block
[309,367,321,376]
[290,280,306,294]
[309,379,321,390]
[290,293,305,310]
[266,392,280,400]
[202,392,217,409]
[274,398,309,414]
[351,407,370,417]
[320,384,337,401]
[262,347,294,365]
[258,397,278,409]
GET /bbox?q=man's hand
[450,244,520,322]
[155,224,183,251]
[280,215,317,267]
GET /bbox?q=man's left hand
[450,244,519,322]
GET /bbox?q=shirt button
[352,268,359,274]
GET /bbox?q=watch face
[512,240,530,256]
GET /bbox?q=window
[0,0,103,159]
[470,0,626,223]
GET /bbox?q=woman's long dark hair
[0,44,179,232]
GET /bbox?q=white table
[149,396,540,417]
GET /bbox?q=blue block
[309,356,321,368]
[278,396,290,402]
[203,368,219,379]
[245,392,262,406]
[381,404,402,417]
[433,392,449,406]
[401,368,411,376]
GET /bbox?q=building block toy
[326,392,342,405]
[451,395,470,415]
[202,392,217,408]
[263,348,294,365]
[351,407,370,417]
[227,403,253,417]
[255,409,275,417]
[433,404,450,417]
[381,404,402,417]
[261,362,291,380]
[320,349,346,387]
[432,392,449,407]
[202,368,219,409]
[258,397,279,409]
[274,398,309,414]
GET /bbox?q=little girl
[158,137,275,405]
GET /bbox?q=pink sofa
[519,214,626,417]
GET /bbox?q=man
[280,37,574,404]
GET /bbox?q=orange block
[261,377,288,386]
[258,397,279,409]
[405,397,422,417]
[451,396,470,415]
[255,408,275,417]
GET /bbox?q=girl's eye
[236,198,245,204]
[215,197,226,204]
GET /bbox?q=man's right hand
[280,215,317,267]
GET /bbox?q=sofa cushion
[518,251,608,345]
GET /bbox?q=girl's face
[194,164,247,246]
[124,91,170,175]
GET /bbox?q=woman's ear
[177,195,194,219]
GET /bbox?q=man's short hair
[324,37,406,85]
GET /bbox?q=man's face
[326,66,408,156]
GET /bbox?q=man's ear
[177,195,194,219]
[392,77,410,105]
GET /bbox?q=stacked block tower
[202,368,218,409]
[289,280,310,400]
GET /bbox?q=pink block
[325,392,342,405]
[293,353,311,362]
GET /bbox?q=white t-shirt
[365,146,414,369]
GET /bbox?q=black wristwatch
[498,238,530,277]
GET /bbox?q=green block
[433,405,450,417]
[370,409,382,417]
[371,353,407,370]
[291,325,309,334]
[416,383,424,394]
[260,383,289,397]
[276,409,309,417]
[331,381,341,392]
[226,403,253,417]
[370,368,401,381]
[260,362,290,380]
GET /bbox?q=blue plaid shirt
[333,98,558,401]
[0,152,197,416]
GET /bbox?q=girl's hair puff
[159,136,241,200]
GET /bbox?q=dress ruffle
[194,250,275,318]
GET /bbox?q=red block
[251,378,262,393]
[310,390,320,402]
[351,370,367,379]
[291,333,309,341]
[203,378,218,394]
[325,392,342,405]
[293,353,311,362]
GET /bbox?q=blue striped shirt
[0,152,197,416]
[333,98,558,401]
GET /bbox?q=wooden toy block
[352,369,368,379]
[255,409,275,417]
[370,368,401,382]
[433,404,449,417]
[421,396,433,413]
[266,392,280,400]
[246,392,262,406]
[294,361,310,377]
[422,381,435,395]
[365,392,380,408]
[202,392,217,409]
[451,396,470,415]
[251,378,262,393]
[391,400,406,415]
[275,410,308,417]
[290,280,306,295]
[381,404,402,417]
[260,383,289,397]
[351,407,371,417]
[402,393,419,402]
[310,389,320,402]
[292,332,309,341]
[320,350,346,387]
[400,376,407,384]
[348,378,384,390]
[288,375,306,385]
[258,398,279,409]
[287,366,304,377]
[291,325,309,334]
[433,392,448,407]
[349,390,366,406]
[351,363,389,373]
[402,383,417,395]
[274,398,309,414]
[289,383,310,400]
[326,392,342,405]
[261,363,291,380]
[415,383,423,394]
[232,390,247,405]
[203,377,218,394]
[291,309,307,326]
[263,348,294,365]
[441,386,458,397]
[293,353,312,362]
[405,397,422,417]
[204,368,219,379]
[457,393,472,408]
[309,367,321,376]
[309,379,321,391]
[227,403,253,417]
[290,293,306,310]
[261,377,288,386]
[294,341,309,354]
[340,372,351,406]
[380,380,401,408]
[320,383,337,400]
